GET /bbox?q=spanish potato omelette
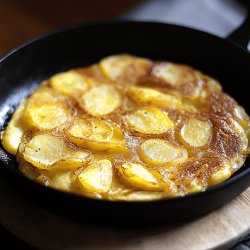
[1,54,250,201]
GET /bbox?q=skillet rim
[0,19,250,205]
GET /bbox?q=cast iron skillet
[0,19,250,226]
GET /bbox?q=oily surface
[1,54,250,201]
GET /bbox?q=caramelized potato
[127,86,195,111]
[50,71,90,98]
[24,102,71,130]
[125,107,173,134]
[1,100,26,154]
[80,85,122,116]
[28,86,67,104]
[99,54,150,80]
[66,117,127,153]
[180,118,212,147]
[208,164,231,186]
[78,159,113,194]
[140,139,188,166]
[152,62,195,86]
[117,162,162,191]
[49,171,73,191]
[23,134,90,170]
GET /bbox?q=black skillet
[0,19,250,226]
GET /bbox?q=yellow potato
[117,162,162,191]
[99,54,150,80]
[125,107,174,134]
[49,171,73,191]
[50,71,90,98]
[78,159,113,193]
[1,100,26,154]
[187,184,204,194]
[234,105,250,128]
[184,73,222,103]
[127,86,195,111]
[23,134,91,170]
[24,102,71,130]
[66,117,127,153]
[152,63,194,85]
[208,164,231,186]
[26,84,68,105]
[81,85,122,116]
[139,139,188,166]
[180,118,212,147]
[28,87,56,103]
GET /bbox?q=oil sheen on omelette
[1,54,250,201]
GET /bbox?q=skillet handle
[226,8,250,50]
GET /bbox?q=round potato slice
[66,117,127,153]
[99,54,150,80]
[78,159,113,193]
[125,107,173,134]
[23,134,90,170]
[152,62,194,86]
[208,164,231,186]
[81,85,122,116]
[139,139,188,166]
[180,118,212,147]
[24,102,71,130]
[28,87,58,103]
[117,162,162,191]
[1,100,26,155]
[127,86,195,111]
[50,71,90,98]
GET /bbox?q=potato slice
[50,71,90,98]
[29,87,56,103]
[152,62,194,86]
[125,107,173,134]
[23,134,90,170]
[66,117,127,153]
[1,100,26,155]
[127,86,195,111]
[180,118,212,147]
[140,139,188,166]
[234,105,250,128]
[24,102,71,130]
[208,164,231,186]
[99,54,150,80]
[117,162,162,191]
[78,159,113,193]
[49,171,73,191]
[81,85,122,116]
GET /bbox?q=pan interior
[1,21,250,177]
